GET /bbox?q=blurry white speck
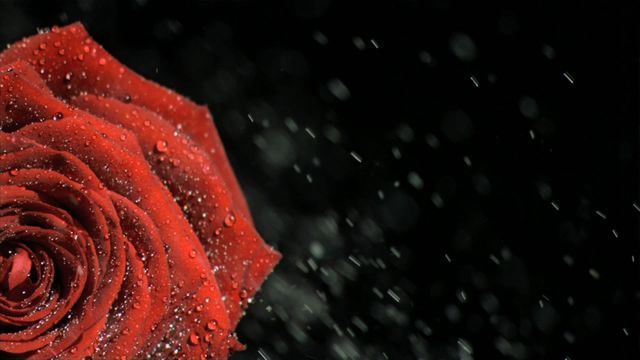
[529,129,536,139]
[463,156,472,166]
[258,348,270,360]
[391,147,402,159]
[324,125,342,143]
[612,229,618,238]
[350,151,362,163]
[377,190,385,200]
[431,193,444,208]
[444,253,452,263]
[396,124,415,142]
[370,39,379,49]
[588,268,600,280]
[327,78,351,100]
[563,72,575,84]
[450,33,477,62]
[489,254,501,265]
[284,117,299,132]
[470,76,479,87]
[633,203,640,212]
[551,201,560,211]
[352,36,366,50]
[519,96,539,118]
[407,172,424,190]
[247,113,254,123]
[564,331,576,344]
[372,287,384,299]
[457,290,467,303]
[595,210,607,219]
[425,133,440,148]
[623,328,629,336]
[418,51,435,65]
[345,217,355,227]
[457,339,473,355]
[310,241,325,258]
[348,255,361,267]
[387,289,401,303]
[542,44,556,59]
[390,247,401,258]
[563,255,574,266]
[312,31,328,45]
[305,127,316,139]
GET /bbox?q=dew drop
[239,288,248,299]
[98,58,107,66]
[189,249,197,258]
[9,169,18,176]
[206,320,218,331]
[53,112,64,120]
[189,333,200,345]
[155,140,168,153]
[223,212,236,227]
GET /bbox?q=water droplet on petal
[223,212,236,227]
[98,58,107,65]
[189,249,197,258]
[206,320,217,331]
[155,140,168,153]
[239,288,248,299]
[189,333,200,345]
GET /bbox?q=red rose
[0,23,280,359]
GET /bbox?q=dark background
[0,0,637,359]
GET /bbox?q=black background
[0,0,637,359]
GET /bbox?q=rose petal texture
[0,23,280,359]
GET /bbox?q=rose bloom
[0,23,280,359]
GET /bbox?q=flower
[0,23,280,359]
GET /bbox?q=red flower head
[0,23,280,359]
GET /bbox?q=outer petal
[0,23,251,220]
